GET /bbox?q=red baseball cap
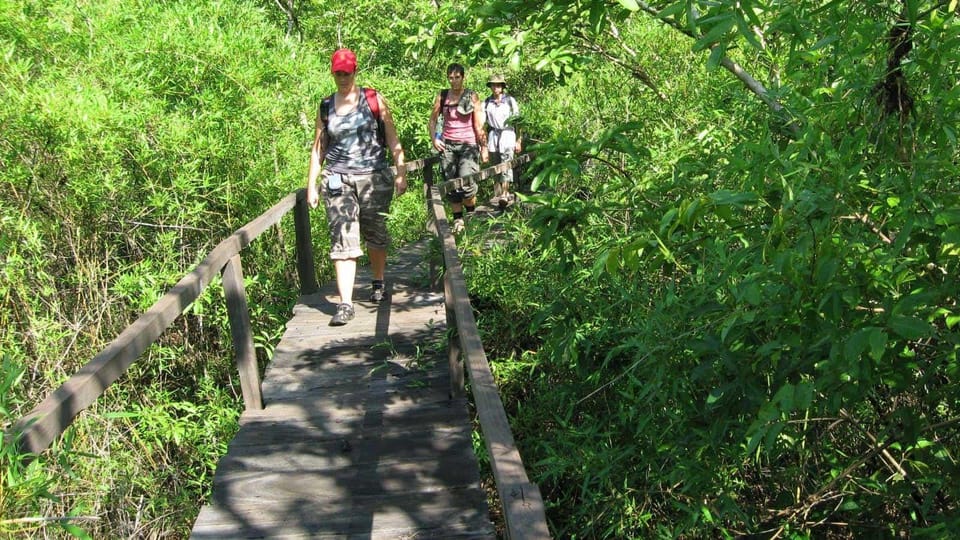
[331,49,357,73]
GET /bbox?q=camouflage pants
[321,169,394,260]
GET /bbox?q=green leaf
[700,505,714,523]
[709,190,758,206]
[617,0,641,11]
[809,35,839,51]
[868,328,887,362]
[734,12,763,50]
[774,383,795,413]
[694,16,734,52]
[844,329,870,362]
[946,314,960,329]
[934,209,960,226]
[888,316,935,340]
[589,4,605,34]
[707,45,724,71]
[795,382,814,409]
[60,522,93,540]
[657,2,685,20]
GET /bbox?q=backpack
[320,87,385,147]
[440,88,475,115]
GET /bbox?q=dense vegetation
[446,1,960,537]
[2,0,958,538]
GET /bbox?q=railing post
[294,189,318,295]
[423,162,438,237]
[222,255,263,410]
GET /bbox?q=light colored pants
[490,148,515,184]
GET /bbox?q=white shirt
[484,94,519,153]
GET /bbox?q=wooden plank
[260,381,451,411]
[209,452,483,495]
[191,486,492,539]
[262,368,451,397]
[216,422,473,471]
[230,403,469,447]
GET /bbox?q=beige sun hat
[486,74,507,88]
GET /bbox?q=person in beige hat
[483,74,522,208]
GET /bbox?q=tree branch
[636,0,800,136]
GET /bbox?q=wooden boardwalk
[191,239,496,539]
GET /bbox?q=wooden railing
[10,189,318,454]
[423,153,550,540]
[9,151,548,539]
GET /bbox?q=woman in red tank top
[427,63,488,233]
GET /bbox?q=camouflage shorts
[321,169,394,260]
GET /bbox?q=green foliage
[4,0,958,537]
[0,0,433,537]
[454,0,960,537]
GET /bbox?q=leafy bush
[450,1,960,537]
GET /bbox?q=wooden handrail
[7,156,450,456]
[437,152,534,195]
[427,153,552,540]
[9,192,313,453]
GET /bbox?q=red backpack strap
[363,87,380,120]
[361,87,386,147]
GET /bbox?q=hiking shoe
[370,286,386,303]
[452,218,465,234]
[498,194,510,208]
[330,303,355,326]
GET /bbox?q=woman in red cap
[306,48,407,326]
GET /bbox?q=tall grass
[0,0,431,536]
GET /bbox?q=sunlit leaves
[528,121,648,192]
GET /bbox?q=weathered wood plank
[229,411,469,448]
[193,237,495,539]
[210,453,483,495]
[192,486,491,539]
[215,423,473,472]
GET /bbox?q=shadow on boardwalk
[191,237,496,539]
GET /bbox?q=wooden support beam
[293,189,318,295]
[222,254,263,410]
